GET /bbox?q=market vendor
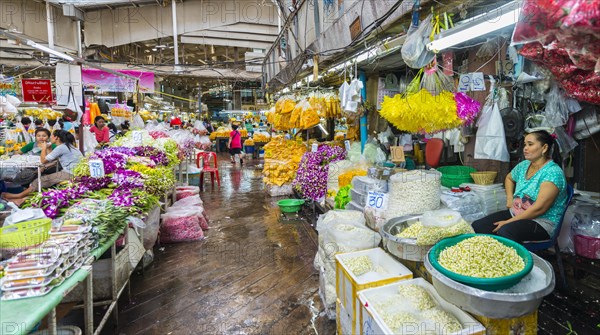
[90,115,110,144]
[8,128,58,186]
[21,117,32,131]
[16,128,57,155]
[472,130,568,243]
[2,130,83,206]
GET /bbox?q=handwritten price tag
[344,140,351,152]
[312,143,318,152]
[366,191,388,210]
[132,131,143,146]
[88,159,105,178]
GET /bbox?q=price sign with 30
[366,191,388,210]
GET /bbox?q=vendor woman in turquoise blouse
[473,130,568,244]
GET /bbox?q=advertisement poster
[21,79,53,103]
[81,69,154,93]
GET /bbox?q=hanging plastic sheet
[474,79,510,162]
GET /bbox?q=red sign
[21,79,53,103]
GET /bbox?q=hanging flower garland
[379,61,481,133]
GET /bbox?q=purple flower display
[108,188,139,207]
[72,176,111,193]
[293,144,346,201]
[132,146,169,166]
[91,147,134,174]
[112,169,144,189]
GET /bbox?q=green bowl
[277,199,305,213]
[428,234,534,291]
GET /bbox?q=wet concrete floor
[114,155,336,335]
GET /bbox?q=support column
[172,0,179,66]
[359,71,368,153]
[46,1,54,48]
[76,20,82,57]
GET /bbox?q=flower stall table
[0,159,58,192]
[0,266,93,335]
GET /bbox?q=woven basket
[470,171,498,185]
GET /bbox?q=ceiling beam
[181,36,273,49]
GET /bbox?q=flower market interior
[1,0,600,334]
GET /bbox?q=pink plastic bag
[166,207,209,230]
[160,212,204,243]
[172,196,203,207]
[175,186,200,201]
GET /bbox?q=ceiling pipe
[45,1,55,48]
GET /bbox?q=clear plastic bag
[554,126,578,156]
[542,83,570,127]
[401,14,435,69]
[175,186,200,201]
[171,195,203,207]
[83,127,99,154]
[421,209,462,228]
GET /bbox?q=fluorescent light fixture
[26,40,74,61]
[427,2,521,52]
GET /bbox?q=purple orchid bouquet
[293,144,346,201]
[112,169,144,189]
[132,146,169,166]
[91,147,135,174]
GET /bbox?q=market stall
[0,125,209,334]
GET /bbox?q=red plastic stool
[196,152,220,190]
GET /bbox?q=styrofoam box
[358,278,486,335]
[352,176,388,194]
[350,188,368,207]
[345,200,364,211]
[337,299,353,335]
[335,248,413,335]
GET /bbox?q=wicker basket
[470,171,498,185]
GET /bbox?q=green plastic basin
[428,234,533,291]
[277,199,305,213]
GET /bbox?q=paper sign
[88,159,105,178]
[344,140,351,152]
[390,146,405,163]
[312,143,318,153]
[458,73,486,92]
[132,131,143,146]
[471,72,485,91]
[21,79,53,103]
[366,191,388,210]
[458,74,471,92]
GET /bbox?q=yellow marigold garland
[379,89,461,133]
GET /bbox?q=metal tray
[380,215,432,262]
[424,252,555,318]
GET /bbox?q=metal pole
[76,20,82,57]
[359,71,368,153]
[46,1,54,48]
[172,0,179,66]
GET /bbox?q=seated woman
[90,115,110,145]
[473,130,568,244]
[10,128,58,186]
[3,130,83,205]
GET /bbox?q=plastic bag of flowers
[160,211,204,243]
[171,195,203,207]
[175,186,200,201]
[166,207,209,231]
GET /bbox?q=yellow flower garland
[379,89,461,133]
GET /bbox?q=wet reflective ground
[115,155,336,334]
